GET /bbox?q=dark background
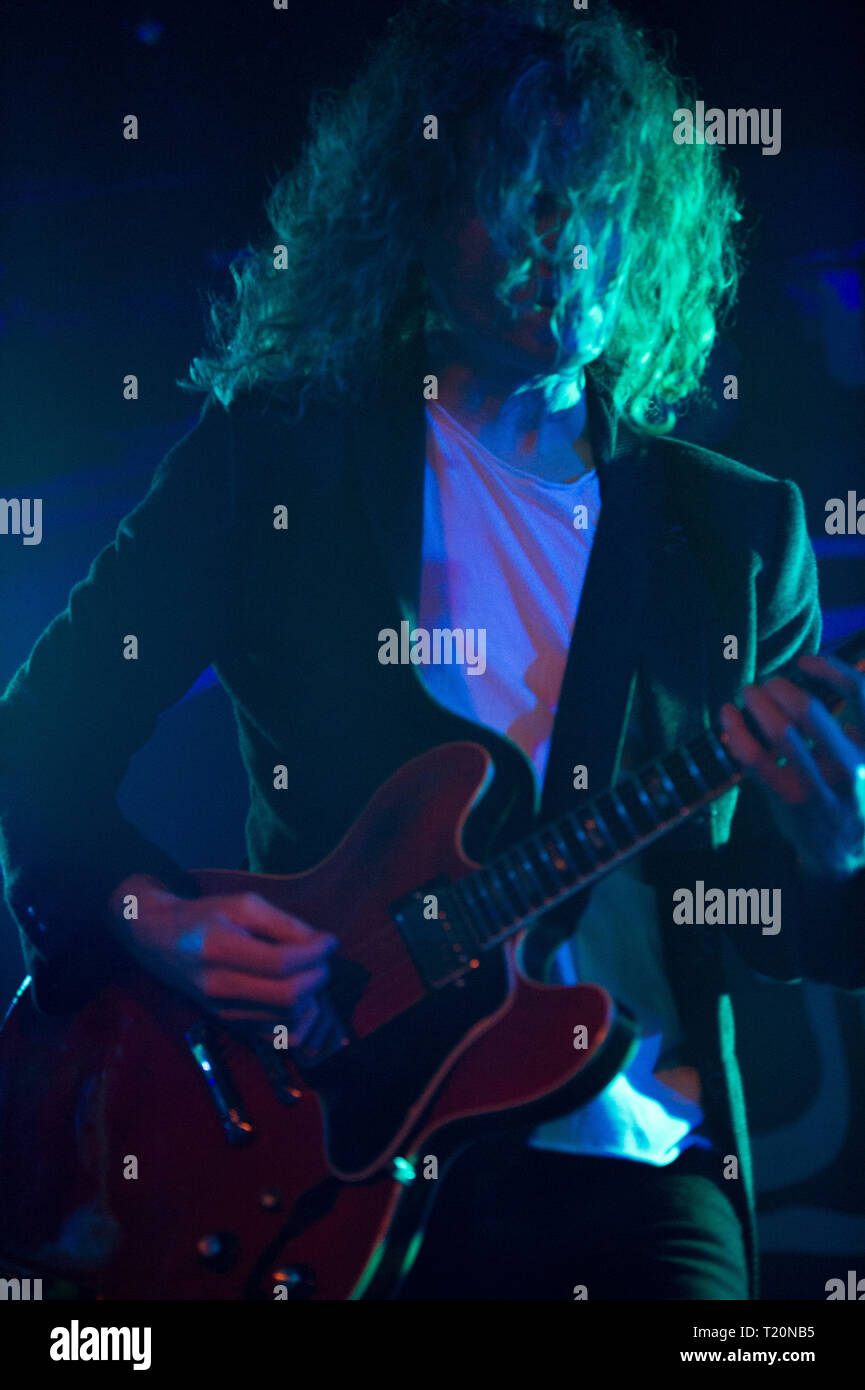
[1,0,863,1296]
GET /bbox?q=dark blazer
[1,332,862,1296]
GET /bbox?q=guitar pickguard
[305,947,510,1176]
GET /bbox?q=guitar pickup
[389,878,475,989]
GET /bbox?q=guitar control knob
[272,1264,315,1298]
[259,1187,283,1211]
[391,1156,416,1184]
[196,1232,239,1272]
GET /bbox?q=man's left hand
[720,654,865,880]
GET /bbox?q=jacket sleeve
[0,396,241,1011]
[708,477,865,992]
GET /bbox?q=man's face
[421,177,567,375]
[419,111,614,382]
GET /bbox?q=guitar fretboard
[448,723,742,951]
[436,626,865,968]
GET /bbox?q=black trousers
[399,1134,749,1300]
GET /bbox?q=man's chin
[425,320,570,390]
[471,324,561,375]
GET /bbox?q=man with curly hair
[1,0,863,1300]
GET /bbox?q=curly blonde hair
[184,0,742,434]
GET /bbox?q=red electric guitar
[0,630,862,1300]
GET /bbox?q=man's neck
[425,334,595,483]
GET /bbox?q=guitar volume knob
[272,1264,315,1298]
[196,1232,239,1272]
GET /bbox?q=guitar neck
[446,627,865,954]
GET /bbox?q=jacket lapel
[639,484,725,857]
[353,332,429,627]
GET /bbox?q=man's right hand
[108,874,337,1044]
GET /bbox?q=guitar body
[0,742,638,1299]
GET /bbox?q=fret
[560,815,599,873]
[657,760,684,809]
[455,880,491,943]
[440,885,482,950]
[528,835,562,895]
[470,873,505,934]
[548,825,582,879]
[585,800,620,855]
[520,839,553,900]
[627,773,661,831]
[680,746,708,796]
[594,792,632,850]
[689,733,726,789]
[500,851,535,915]
[486,863,522,922]
[666,749,701,802]
[570,809,613,862]
[644,761,683,817]
[607,787,639,843]
[471,878,500,942]
[510,846,547,908]
[617,772,656,834]
[705,727,737,778]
